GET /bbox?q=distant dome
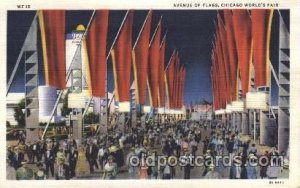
[76,24,86,31]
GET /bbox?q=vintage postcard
[0,0,299,188]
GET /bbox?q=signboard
[246,92,269,111]
[231,101,244,112]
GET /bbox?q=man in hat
[16,160,33,180]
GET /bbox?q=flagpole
[149,16,162,47]
[164,50,176,71]
[133,10,152,50]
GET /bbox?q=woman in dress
[76,146,88,176]
[102,155,118,179]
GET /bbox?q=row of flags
[211,9,273,110]
[38,10,186,110]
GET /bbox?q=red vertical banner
[177,67,182,109]
[251,9,273,88]
[211,66,217,110]
[232,10,252,98]
[148,18,162,108]
[216,29,226,109]
[172,53,180,108]
[214,40,221,109]
[111,10,134,102]
[86,10,109,97]
[217,13,231,104]
[165,51,175,109]
[158,34,166,107]
[179,67,186,108]
[39,10,66,89]
[182,67,186,107]
[224,10,238,101]
[132,10,152,105]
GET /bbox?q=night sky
[7,10,289,106]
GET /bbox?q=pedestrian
[205,164,221,179]
[44,145,55,177]
[149,152,159,179]
[259,151,269,179]
[34,162,46,180]
[181,152,192,179]
[247,143,257,156]
[76,146,89,176]
[139,155,149,179]
[102,155,118,179]
[85,141,99,173]
[246,154,257,179]
[227,136,234,156]
[26,141,33,164]
[215,151,225,177]
[202,137,209,154]
[56,147,65,165]
[266,158,281,179]
[160,161,172,179]
[12,146,25,170]
[202,150,213,176]
[233,135,240,154]
[55,158,70,180]
[68,146,78,178]
[16,160,34,180]
[229,158,247,179]
[126,148,138,179]
[189,138,198,158]
[97,144,106,170]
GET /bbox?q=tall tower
[278,13,290,153]
[24,18,39,142]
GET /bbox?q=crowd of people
[6,119,288,180]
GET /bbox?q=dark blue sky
[7,10,289,105]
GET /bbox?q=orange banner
[158,34,166,107]
[251,9,273,88]
[215,28,226,109]
[39,10,66,89]
[224,10,238,101]
[148,18,162,107]
[165,51,175,109]
[111,10,134,102]
[86,10,109,97]
[217,13,231,104]
[232,10,252,98]
[132,10,152,105]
